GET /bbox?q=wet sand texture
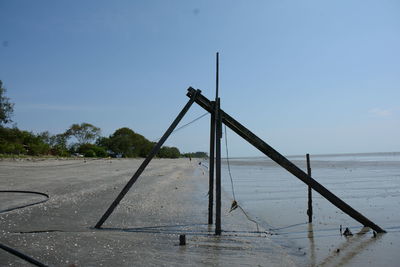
[0,158,295,266]
[221,154,400,267]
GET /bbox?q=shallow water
[221,152,400,266]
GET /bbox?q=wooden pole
[216,52,219,99]
[215,98,222,235]
[306,153,313,223]
[214,52,222,235]
[208,101,215,225]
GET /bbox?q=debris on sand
[229,200,238,212]
[343,227,353,236]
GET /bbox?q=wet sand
[221,153,400,266]
[0,158,295,266]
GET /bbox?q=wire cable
[153,112,209,142]
[224,124,236,200]
[0,189,50,266]
[0,243,48,267]
[0,190,49,213]
[224,125,260,232]
[237,205,260,233]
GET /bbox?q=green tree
[140,140,155,157]
[96,136,111,149]
[108,127,152,158]
[0,127,50,155]
[0,80,14,125]
[51,135,69,156]
[157,146,181,158]
[77,143,107,157]
[39,131,69,156]
[183,151,208,158]
[64,123,101,145]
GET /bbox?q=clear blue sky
[1,0,399,156]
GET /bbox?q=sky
[1,0,399,157]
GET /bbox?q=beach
[220,152,400,266]
[0,158,295,266]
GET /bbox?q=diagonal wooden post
[95,89,200,229]
[187,87,386,233]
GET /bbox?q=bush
[157,146,181,158]
[0,142,26,154]
[78,143,108,158]
[92,146,107,157]
[183,151,208,158]
[0,127,51,156]
[50,145,70,157]
[28,143,50,156]
[84,150,96,157]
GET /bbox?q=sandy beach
[0,158,295,266]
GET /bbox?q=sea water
[221,152,400,266]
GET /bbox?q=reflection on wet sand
[317,227,381,266]
[307,223,316,266]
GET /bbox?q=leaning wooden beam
[94,89,201,229]
[186,87,386,233]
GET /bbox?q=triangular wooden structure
[95,87,385,235]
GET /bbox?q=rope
[174,112,208,133]
[0,243,48,267]
[223,125,260,232]
[0,190,49,213]
[0,190,50,266]
[224,124,236,200]
[238,205,260,232]
[153,112,209,142]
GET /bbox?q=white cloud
[369,108,392,117]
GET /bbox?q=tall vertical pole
[215,52,222,235]
[306,153,313,223]
[215,98,222,235]
[208,102,215,225]
[216,52,219,99]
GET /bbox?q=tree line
[0,80,207,159]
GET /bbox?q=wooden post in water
[306,154,313,223]
[213,52,222,235]
[215,98,222,235]
[208,101,215,225]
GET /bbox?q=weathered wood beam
[215,98,222,235]
[187,87,385,233]
[94,89,201,229]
